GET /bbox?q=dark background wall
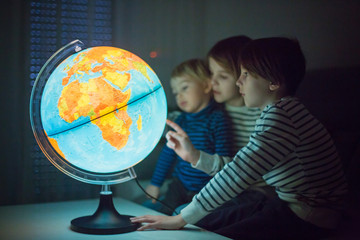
[1,0,360,205]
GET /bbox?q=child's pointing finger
[166,119,187,135]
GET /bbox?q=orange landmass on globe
[45,131,66,159]
[57,47,152,150]
[137,115,142,131]
[58,76,133,150]
[62,47,154,86]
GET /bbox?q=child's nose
[236,76,243,87]
[210,77,218,85]
[176,93,183,100]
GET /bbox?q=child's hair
[171,59,211,83]
[207,35,252,79]
[240,37,306,95]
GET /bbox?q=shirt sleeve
[181,105,300,224]
[192,151,232,176]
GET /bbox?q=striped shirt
[225,104,261,155]
[181,97,348,228]
[150,100,233,192]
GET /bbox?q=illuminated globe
[30,40,167,185]
[29,40,167,234]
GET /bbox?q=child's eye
[182,86,188,91]
[219,74,229,80]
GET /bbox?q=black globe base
[70,192,140,234]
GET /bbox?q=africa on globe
[39,45,167,174]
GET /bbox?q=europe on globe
[39,45,167,174]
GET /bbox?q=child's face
[171,75,211,113]
[237,66,277,109]
[209,57,243,106]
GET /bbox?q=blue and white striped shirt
[182,97,348,228]
[150,100,233,192]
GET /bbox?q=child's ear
[269,82,280,92]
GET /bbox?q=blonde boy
[145,59,233,215]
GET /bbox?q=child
[132,38,348,239]
[208,36,262,155]
[144,58,233,215]
[171,36,268,215]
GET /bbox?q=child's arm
[166,120,232,175]
[181,105,299,224]
[149,142,177,192]
[193,151,232,176]
[145,184,161,203]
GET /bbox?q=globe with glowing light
[30,40,167,185]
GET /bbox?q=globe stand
[70,185,140,234]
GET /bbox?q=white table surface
[0,197,230,240]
